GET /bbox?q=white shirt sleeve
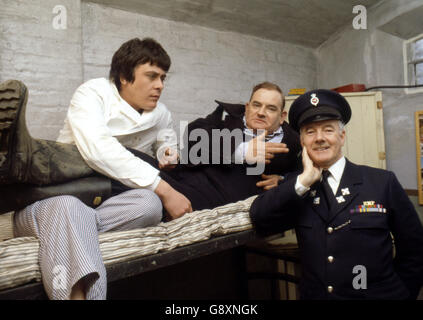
[66,84,161,190]
[233,142,248,164]
[153,111,178,163]
[295,175,310,197]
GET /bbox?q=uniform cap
[288,89,351,132]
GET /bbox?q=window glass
[414,38,423,60]
[416,63,423,85]
[405,36,423,87]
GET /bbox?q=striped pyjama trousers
[13,189,163,300]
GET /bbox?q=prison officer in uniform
[249,89,423,299]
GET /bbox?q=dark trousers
[111,149,226,212]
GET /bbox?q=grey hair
[299,120,346,136]
[338,121,345,132]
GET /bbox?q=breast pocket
[349,213,391,248]
[349,213,393,276]
[350,214,389,230]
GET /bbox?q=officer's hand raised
[298,146,322,188]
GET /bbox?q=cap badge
[310,93,319,106]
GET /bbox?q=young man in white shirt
[0,38,191,299]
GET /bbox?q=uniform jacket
[156,100,301,211]
[57,78,177,190]
[250,159,423,300]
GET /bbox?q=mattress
[0,196,256,291]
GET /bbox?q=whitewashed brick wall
[0,0,83,139]
[82,2,317,134]
[1,0,317,140]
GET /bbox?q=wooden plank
[0,282,47,300]
[0,230,258,299]
[405,189,419,196]
[106,230,258,282]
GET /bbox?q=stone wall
[0,0,317,140]
[81,2,317,135]
[0,0,83,139]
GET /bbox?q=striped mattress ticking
[0,196,256,291]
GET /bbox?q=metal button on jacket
[327,227,334,234]
[327,256,334,263]
[327,286,334,293]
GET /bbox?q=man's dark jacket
[1,101,301,214]
[157,100,301,211]
[250,159,423,300]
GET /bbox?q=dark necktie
[264,130,283,142]
[321,170,334,211]
[243,127,284,142]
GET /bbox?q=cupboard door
[285,91,385,169]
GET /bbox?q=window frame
[403,33,423,94]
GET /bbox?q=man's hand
[158,147,178,170]
[256,174,283,190]
[155,180,192,220]
[298,146,322,188]
[245,131,289,164]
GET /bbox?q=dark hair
[109,38,171,91]
[249,82,285,110]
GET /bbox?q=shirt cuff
[148,176,162,192]
[233,142,248,164]
[295,176,310,197]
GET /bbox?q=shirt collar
[109,79,146,119]
[110,80,121,99]
[326,156,346,183]
[242,116,284,142]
